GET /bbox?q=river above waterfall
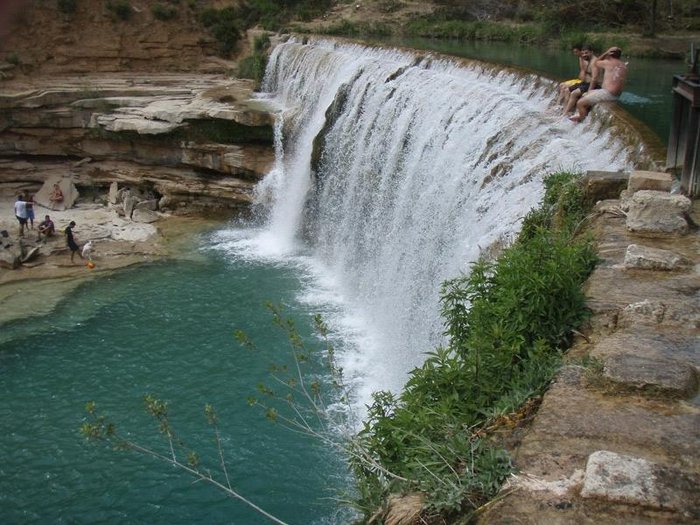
[376,37,680,144]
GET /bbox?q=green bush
[238,34,270,87]
[107,0,132,21]
[351,171,597,519]
[152,3,178,21]
[405,19,547,44]
[199,7,243,56]
[57,0,77,14]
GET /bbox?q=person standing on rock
[25,194,35,229]
[64,221,83,263]
[14,194,28,237]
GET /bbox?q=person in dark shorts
[37,215,55,240]
[26,194,35,229]
[65,221,83,263]
[562,44,602,116]
[14,194,28,237]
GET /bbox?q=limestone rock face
[0,2,222,75]
[0,74,276,215]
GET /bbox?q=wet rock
[583,170,629,203]
[625,191,691,236]
[132,209,159,223]
[623,243,687,270]
[581,451,700,515]
[628,170,673,193]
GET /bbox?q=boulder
[134,199,158,212]
[0,248,20,269]
[132,209,159,223]
[33,176,79,211]
[581,451,700,514]
[123,194,136,219]
[20,246,41,264]
[618,300,666,327]
[625,191,691,236]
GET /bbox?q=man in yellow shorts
[570,47,627,123]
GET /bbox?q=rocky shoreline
[0,71,276,327]
[0,188,224,326]
[479,171,700,524]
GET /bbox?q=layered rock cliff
[0,73,275,216]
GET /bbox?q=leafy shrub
[351,171,597,519]
[57,0,77,14]
[151,3,178,21]
[199,7,242,56]
[238,35,270,87]
[405,19,549,43]
[107,0,132,21]
[319,19,392,37]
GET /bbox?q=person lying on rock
[569,47,627,123]
[37,215,55,240]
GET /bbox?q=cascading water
[246,39,641,409]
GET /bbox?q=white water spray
[253,39,639,406]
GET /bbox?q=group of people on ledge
[558,44,628,122]
[14,193,87,264]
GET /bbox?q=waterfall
[250,39,639,407]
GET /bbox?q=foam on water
[217,39,640,412]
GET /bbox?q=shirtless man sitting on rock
[569,47,627,123]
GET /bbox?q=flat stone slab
[590,331,700,368]
[624,243,687,270]
[628,170,673,193]
[603,353,698,397]
[581,450,700,516]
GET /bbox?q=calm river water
[0,231,353,524]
